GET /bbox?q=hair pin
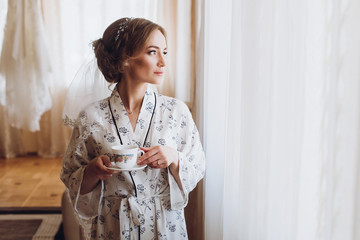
[115,18,132,42]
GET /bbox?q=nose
[157,53,166,67]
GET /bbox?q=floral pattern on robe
[61,86,205,240]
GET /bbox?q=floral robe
[61,86,205,240]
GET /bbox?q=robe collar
[108,85,156,147]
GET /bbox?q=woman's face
[125,30,167,85]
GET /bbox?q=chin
[148,77,164,85]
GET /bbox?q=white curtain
[200,0,360,239]
[0,0,25,157]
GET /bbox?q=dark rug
[0,219,42,240]
[0,208,64,240]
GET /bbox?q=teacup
[111,145,145,169]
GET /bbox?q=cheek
[133,58,145,67]
[133,57,154,71]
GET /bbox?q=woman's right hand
[86,155,115,180]
[80,155,115,194]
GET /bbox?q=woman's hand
[80,155,116,195]
[86,155,115,180]
[138,146,183,190]
[137,146,179,169]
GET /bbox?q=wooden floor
[0,156,64,207]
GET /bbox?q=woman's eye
[163,51,168,56]
[149,50,156,55]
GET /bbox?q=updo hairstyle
[92,17,167,83]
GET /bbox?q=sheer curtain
[200,0,360,239]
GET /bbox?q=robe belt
[105,193,170,226]
[128,196,144,226]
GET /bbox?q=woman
[61,17,205,240]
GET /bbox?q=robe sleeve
[60,112,104,220]
[168,102,206,210]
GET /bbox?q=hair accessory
[114,18,131,42]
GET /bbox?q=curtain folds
[201,0,360,239]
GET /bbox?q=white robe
[61,87,205,240]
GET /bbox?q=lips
[154,71,163,75]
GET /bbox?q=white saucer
[106,165,146,172]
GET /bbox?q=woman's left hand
[137,146,179,169]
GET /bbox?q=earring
[124,62,129,67]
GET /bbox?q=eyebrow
[147,45,167,50]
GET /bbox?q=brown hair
[92,18,167,83]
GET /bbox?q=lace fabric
[62,55,115,127]
[0,0,52,131]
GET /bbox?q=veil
[62,54,115,127]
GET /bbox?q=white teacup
[111,145,145,169]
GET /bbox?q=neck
[117,81,148,112]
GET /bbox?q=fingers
[87,155,124,181]
[140,147,150,152]
[148,159,166,169]
[97,156,114,173]
[137,147,161,166]
[100,155,112,168]
[90,156,114,180]
[137,148,153,164]
[147,158,159,168]
[137,146,171,168]
[138,147,158,161]
[140,154,161,166]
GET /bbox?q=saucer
[106,165,146,172]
